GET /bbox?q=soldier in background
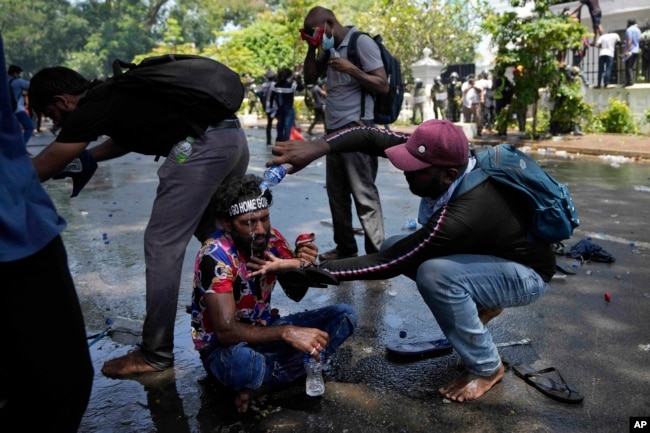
[430,75,447,120]
[446,72,462,122]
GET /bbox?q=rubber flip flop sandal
[277,269,310,302]
[386,338,453,359]
[555,261,577,275]
[304,267,339,287]
[512,363,584,404]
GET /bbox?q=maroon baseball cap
[385,120,469,171]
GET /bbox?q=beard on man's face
[231,229,270,258]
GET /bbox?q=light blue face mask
[321,23,334,51]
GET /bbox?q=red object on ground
[290,127,306,141]
[604,292,611,302]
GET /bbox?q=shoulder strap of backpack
[347,31,363,67]
[451,166,490,201]
[346,31,371,120]
[112,59,136,76]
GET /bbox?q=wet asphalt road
[30,125,650,433]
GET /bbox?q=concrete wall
[584,84,650,124]
[537,83,650,133]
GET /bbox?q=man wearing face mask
[299,6,388,263]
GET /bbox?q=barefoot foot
[101,350,165,379]
[479,307,503,325]
[438,363,505,402]
[234,389,251,413]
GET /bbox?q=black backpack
[347,32,404,125]
[111,54,244,135]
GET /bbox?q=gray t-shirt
[326,27,384,130]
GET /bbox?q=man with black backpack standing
[300,6,387,262]
[28,58,249,379]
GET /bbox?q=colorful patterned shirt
[190,228,294,351]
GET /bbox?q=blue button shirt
[0,31,66,262]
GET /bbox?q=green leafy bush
[598,98,639,134]
[549,69,591,134]
[535,108,550,134]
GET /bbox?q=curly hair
[213,174,273,220]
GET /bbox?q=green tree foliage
[548,67,592,134]
[483,0,589,136]
[69,0,170,78]
[211,0,314,80]
[355,0,486,83]
[4,0,486,84]
[1,0,89,74]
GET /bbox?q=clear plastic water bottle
[171,136,194,163]
[106,316,143,345]
[329,48,351,85]
[401,219,417,230]
[259,164,288,193]
[304,352,325,396]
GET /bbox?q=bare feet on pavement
[438,362,505,402]
[101,350,164,378]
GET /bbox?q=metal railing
[571,37,648,86]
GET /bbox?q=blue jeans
[275,104,295,142]
[598,55,613,86]
[417,254,546,376]
[381,236,546,377]
[14,110,34,145]
[202,304,356,391]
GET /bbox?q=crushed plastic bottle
[304,352,325,396]
[105,316,143,345]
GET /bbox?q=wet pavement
[29,121,650,433]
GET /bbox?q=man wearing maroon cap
[265,119,554,403]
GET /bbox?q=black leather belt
[207,118,241,131]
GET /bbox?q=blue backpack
[347,32,404,125]
[453,144,579,243]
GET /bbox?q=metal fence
[572,34,649,86]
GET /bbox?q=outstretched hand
[269,138,329,174]
[247,252,291,277]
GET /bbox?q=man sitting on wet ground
[261,119,554,402]
[190,174,356,412]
